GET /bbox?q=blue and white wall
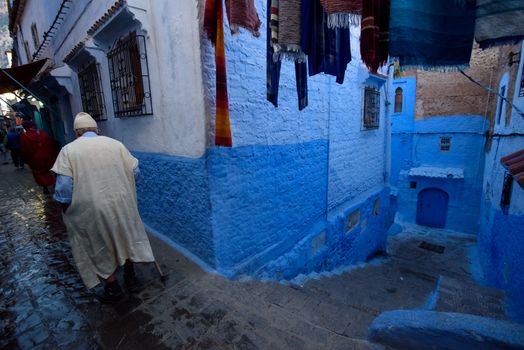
[199,0,392,279]
[25,0,393,280]
[390,79,488,234]
[478,41,524,322]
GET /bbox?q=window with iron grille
[78,60,106,121]
[440,137,451,151]
[496,85,506,124]
[363,87,380,129]
[107,31,152,117]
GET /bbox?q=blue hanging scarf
[389,0,476,71]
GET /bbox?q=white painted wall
[16,0,207,158]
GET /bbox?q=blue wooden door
[416,188,449,228]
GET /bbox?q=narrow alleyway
[0,164,508,350]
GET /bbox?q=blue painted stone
[369,310,524,350]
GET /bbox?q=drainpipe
[383,63,395,186]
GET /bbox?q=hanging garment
[267,0,308,110]
[272,0,307,61]
[389,0,476,70]
[225,0,262,37]
[475,0,524,49]
[360,0,390,73]
[319,0,362,28]
[204,0,233,147]
[301,0,351,84]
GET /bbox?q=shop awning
[0,59,49,94]
[501,149,524,188]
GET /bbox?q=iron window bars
[78,60,106,121]
[363,87,380,129]
[440,137,451,151]
[107,31,152,117]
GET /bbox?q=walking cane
[154,260,167,283]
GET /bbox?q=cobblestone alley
[0,163,509,349]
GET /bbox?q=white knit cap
[73,112,97,130]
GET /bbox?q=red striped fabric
[204,0,233,147]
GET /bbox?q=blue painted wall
[478,44,524,323]
[135,152,215,267]
[394,116,487,233]
[208,141,329,277]
[132,0,393,281]
[389,75,488,234]
[390,77,416,186]
[478,108,524,322]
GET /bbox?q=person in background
[20,120,58,194]
[0,122,8,165]
[51,112,156,303]
[4,125,24,168]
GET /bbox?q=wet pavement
[0,163,509,349]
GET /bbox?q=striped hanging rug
[204,0,233,147]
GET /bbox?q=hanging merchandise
[360,0,390,73]
[319,0,362,28]
[225,0,262,37]
[267,0,308,110]
[204,0,233,147]
[389,0,476,71]
[272,0,307,62]
[301,0,351,84]
[475,0,524,49]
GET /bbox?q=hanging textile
[204,0,233,147]
[475,0,524,49]
[319,0,362,28]
[360,0,390,73]
[267,0,308,110]
[389,0,476,70]
[301,0,351,84]
[272,0,306,62]
[225,0,262,37]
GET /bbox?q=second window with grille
[363,87,380,129]
[78,60,106,121]
[107,31,152,117]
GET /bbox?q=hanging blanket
[475,0,524,49]
[360,0,389,73]
[271,0,306,62]
[267,0,308,109]
[225,0,262,37]
[389,0,476,70]
[319,0,362,28]
[302,0,351,84]
[204,0,233,147]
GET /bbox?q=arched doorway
[416,188,449,228]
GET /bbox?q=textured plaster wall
[478,46,524,322]
[22,0,208,158]
[479,136,524,323]
[134,152,215,267]
[208,141,329,277]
